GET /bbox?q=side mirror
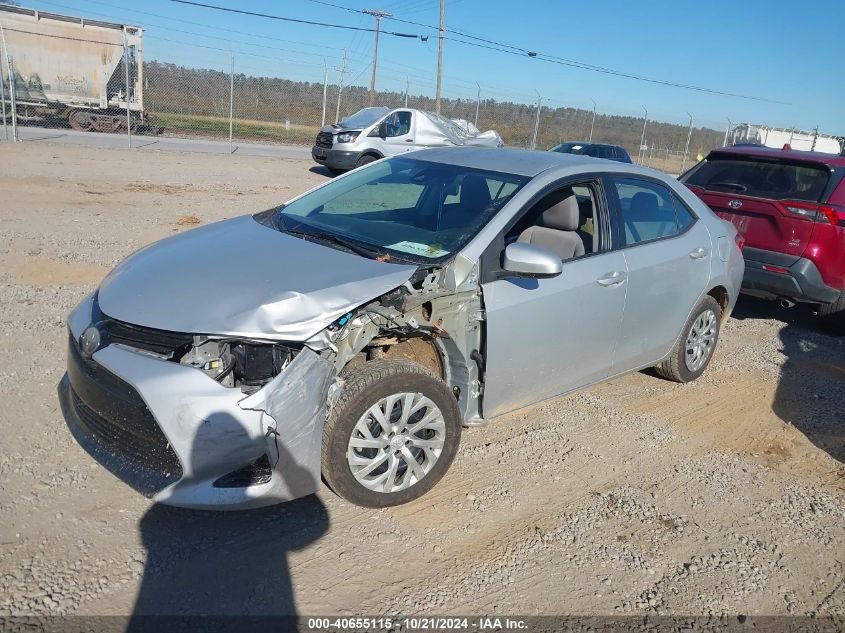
[378,121,387,138]
[501,242,562,279]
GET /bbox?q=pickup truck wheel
[655,296,722,383]
[356,154,378,168]
[818,292,845,336]
[322,359,461,508]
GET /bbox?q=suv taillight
[735,233,746,251]
[782,201,845,226]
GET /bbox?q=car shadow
[733,296,845,463]
[128,434,330,627]
[308,165,337,178]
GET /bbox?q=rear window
[684,156,830,202]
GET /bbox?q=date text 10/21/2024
[306,617,528,631]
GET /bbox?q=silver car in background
[60,148,744,509]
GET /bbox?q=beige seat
[517,191,585,260]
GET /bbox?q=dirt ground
[0,142,843,620]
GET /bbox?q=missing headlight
[231,342,294,388]
[179,338,297,390]
[180,337,235,386]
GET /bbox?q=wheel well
[707,286,730,321]
[340,336,445,380]
[360,151,382,160]
[366,336,444,379]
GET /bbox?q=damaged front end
[60,253,484,509]
[60,292,337,509]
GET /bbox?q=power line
[302,0,785,104]
[167,0,421,38]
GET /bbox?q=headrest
[630,191,659,215]
[461,174,492,208]
[542,194,580,231]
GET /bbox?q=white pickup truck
[311,107,503,174]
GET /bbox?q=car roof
[711,145,845,167]
[409,146,617,177]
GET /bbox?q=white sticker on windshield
[387,241,449,258]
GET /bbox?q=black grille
[316,131,333,149]
[99,316,193,356]
[63,335,183,496]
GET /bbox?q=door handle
[405,138,414,142]
[689,247,709,259]
[596,271,626,287]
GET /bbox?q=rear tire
[356,154,378,168]
[818,292,845,336]
[322,359,461,508]
[655,296,722,383]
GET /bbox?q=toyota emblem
[728,199,742,209]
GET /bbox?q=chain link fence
[0,5,743,174]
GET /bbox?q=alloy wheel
[346,392,446,494]
[684,308,717,372]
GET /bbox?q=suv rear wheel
[818,292,845,336]
[322,359,461,508]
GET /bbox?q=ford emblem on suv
[729,199,743,209]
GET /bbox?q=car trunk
[683,153,832,265]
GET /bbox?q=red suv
[681,146,845,334]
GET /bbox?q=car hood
[97,215,416,341]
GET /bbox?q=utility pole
[404,74,409,107]
[435,0,444,114]
[321,59,328,126]
[364,9,391,107]
[638,106,648,164]
[681,112,693,173]
[335,48,348,123]
[589,99,596,142]
[474,82,480,127]
[530,91,542,150]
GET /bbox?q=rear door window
[684,156,830,202]
[611,178,679,245]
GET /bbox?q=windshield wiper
[283,226,387,260]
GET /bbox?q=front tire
[818,292,845,336]
[656,296,722,383]
[356,154,378,168]
[322,359,461,508]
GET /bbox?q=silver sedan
[60,147,744,509]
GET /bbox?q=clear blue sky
[23,0,845,133]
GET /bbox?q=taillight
[782,201,845,226]
[735,233,745,251]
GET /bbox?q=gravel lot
[0,141,843,620]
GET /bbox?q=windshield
[684,156,831,202]
[552,142,587,154]
[338,107,390,129]
[275,157,529,263]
